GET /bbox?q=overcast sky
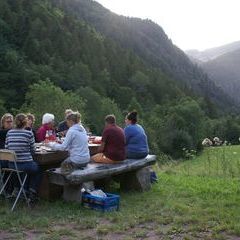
[95,0,240,51]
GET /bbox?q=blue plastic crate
[82,192,120,212]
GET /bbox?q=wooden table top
[34,143,100,166]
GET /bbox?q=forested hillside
[0,0,239,158]
[52,0,235,109]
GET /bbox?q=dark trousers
[0,160,8,168]
[8,161,42,193]
[126,151,148,159]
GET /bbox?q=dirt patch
[2,222,240,240]
[0,231,16,240]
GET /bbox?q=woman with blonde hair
[48,111,90,174]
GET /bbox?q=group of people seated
[0,109,149,202]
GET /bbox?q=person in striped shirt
[5,113,42,202]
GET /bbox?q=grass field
[1,146,240,239]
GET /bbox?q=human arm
[29,132,35,155]
[4,132,9,149]
[49,129,73,151]
[97,141,105,153]
[124,127,131,145]
[97,128,107,153]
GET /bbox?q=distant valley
[186,41,240,104]
[186,41,240,62]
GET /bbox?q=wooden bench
[47,155,156,202]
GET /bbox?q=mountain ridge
[201,48,240,104]
[52,0,236,110]
[186,40,240,62]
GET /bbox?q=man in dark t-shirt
[57,109,73,137]
[91,115,125,163]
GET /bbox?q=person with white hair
[36,113,55,142]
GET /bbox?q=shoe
[6,187,27,200]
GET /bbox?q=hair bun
[127,111,138,123]
[131,111,137,116]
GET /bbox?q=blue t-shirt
[124,124,149,153]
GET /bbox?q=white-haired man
[36,113,55,142]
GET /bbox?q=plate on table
[35,146,55,152]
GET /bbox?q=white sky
[95,0,240,51]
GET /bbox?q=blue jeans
[126,151,148,159]
[8,161,42,193]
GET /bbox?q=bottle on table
[45,130,50,143]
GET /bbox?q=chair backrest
[0,150,17,162]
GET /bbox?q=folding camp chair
[0,166,5,195]
[0,150,30,211]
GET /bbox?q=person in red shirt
[91,115,126,163]
[36,113,56,142]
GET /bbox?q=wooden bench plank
[47,155,156,202]
[48,155,156,185]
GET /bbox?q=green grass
[165,145,240,178]
[1,146,240,239]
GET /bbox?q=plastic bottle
[45,130,50,143]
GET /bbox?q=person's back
[103,124,125,161]
[91,114,126,164]
[125,124,148,153]
[5,129,35,162]
[53,123,90,165]
[124,111,149,159]
[4,113,41,203]
[48,111,90,174]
